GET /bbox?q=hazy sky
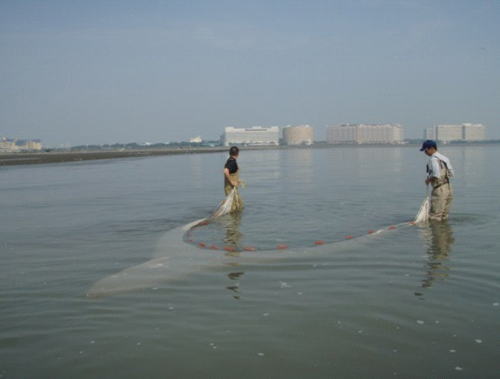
[1,0,499,146]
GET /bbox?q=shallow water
[1,145,499,378]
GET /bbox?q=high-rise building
[432,123,486,142]
[223,126,280,146]
[282,125,314,145]
[424,127,436,140]
[462,123,486,141]
[326,124,356,143]
[0,137,42,152]
[0,138,16,152]
[326,124,404,144]
[435,125,463,142]
[24,140,43,150]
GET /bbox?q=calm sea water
[1,146,499,378]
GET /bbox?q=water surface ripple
[1,146,499,378]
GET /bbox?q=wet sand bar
[0,147,232,166]
[0,145,296,166]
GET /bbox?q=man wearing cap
[420,140,455,221]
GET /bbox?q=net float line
[184,218,417,252]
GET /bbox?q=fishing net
[415,190,430,224]
[211,187,243,218]
[211,188,235,218]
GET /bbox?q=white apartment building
[326,124,404,144]
[326,124,356,143]
[435,125,463,142]
[433,123,486,142]
[282,125,314,145]
[462,123,486,141]
[424,127,436,140]
[223,126,280,146]
[0,137,43,152]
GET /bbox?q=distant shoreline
[1,142,498,166]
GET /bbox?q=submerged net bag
[415,193,430,223]
[211,188,236,218]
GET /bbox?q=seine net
[415,188,430,223]
[211,188,238,218]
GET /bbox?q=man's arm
[224,168,238,187]
[425,157,441,185]
[425,176,438,185]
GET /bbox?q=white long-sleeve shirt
[427,151,454,179]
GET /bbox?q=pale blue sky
[1,0,499,146]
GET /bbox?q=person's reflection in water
[419,220,455,291]
[226,266,244,300]
[220,211,245,299]
[221,210,243,254]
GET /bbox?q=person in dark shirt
[223,146,243,211]
[224,146,240,191]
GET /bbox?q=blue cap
[420,139,437,151]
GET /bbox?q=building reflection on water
[419,221,455,290]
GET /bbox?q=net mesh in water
[415,195,430,224]
[211,188,238,218]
